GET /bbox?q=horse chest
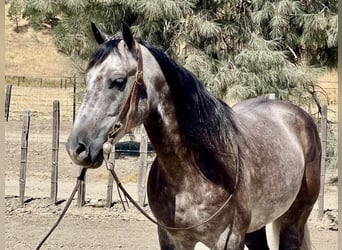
[148,167,226,228]
[174,189,215,224]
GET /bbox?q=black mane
[87,38,241,188]
[141,41,239,150]
[88,39,240,157]
[141,42,242,189]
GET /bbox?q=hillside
[5,3,337,88]
[5,3,76,77]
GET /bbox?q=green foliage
[251,0,338,67]
[20,0,337,104]
[8,0,24,32]
[23,0,61,29]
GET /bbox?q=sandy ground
[5,120,338,249]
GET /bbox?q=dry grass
[9,85,75,121]
[318,69,338,88]
[316,69,338,121]
[5,3,76,77]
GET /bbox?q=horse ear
[91,22,110,45]
[122,22,135,50]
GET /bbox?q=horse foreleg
[212,224,246,250]
[245,226,269,250]
[157,227,176,250]
[157,226,196,250]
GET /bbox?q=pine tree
[20,0,336,106]
[251,0,338,67]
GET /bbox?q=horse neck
[141,85,198,185]
[140,45,239,189]
[138,45,187,162]
[144,83,191,166]
[143,87,238,191]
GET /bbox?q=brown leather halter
[102,42,239,230]
[35,43,144,249]
[105,42,144,146]
[123,43,144,133]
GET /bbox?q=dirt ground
[5,120,338,249]
[4,1,338,248]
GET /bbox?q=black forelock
[87,39,121,71]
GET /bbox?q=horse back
[233,98,320,165]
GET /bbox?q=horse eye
[109,78,127,90]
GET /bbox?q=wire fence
[5,75,83,121]
[4,75,338,202]
[4,75,155,205]
[322,109,338,171]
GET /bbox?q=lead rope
[35,41,237,248]
[102,147,239,231]
[101,41,239,231]
[35,168,87,250]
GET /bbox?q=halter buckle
[135,71,143,85]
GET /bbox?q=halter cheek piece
[103,42,144,154]
[125,45,144,133]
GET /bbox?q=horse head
[66,23,154,168]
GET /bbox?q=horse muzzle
[66,135,104,169]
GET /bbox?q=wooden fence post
[77,166,86,207]
[106,145,116,208]
[138,130,148,206]
[5,84,12,122]
[51,101,60,204]
[73,75,76,123]
[19,111,30,207]
[318,105,327,218]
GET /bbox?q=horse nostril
[75,142,89,161]
[76,142,86,155]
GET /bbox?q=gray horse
[66,23,321,250]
